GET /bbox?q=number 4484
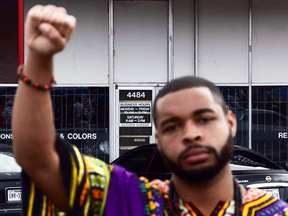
[126,92,145,98]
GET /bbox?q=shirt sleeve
[21,135,112,216]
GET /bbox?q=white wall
[252,0,288,83]
[174,0,194,78]
[198,0,249,84]
[114,1,168,83]
[25,0,109,85]
[24,0,288,85]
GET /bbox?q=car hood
[230,164,270,171]
[0,172,20,181]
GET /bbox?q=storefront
[2,0,288,168]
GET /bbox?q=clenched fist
[26,5,76,56]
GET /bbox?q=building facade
[1,0,288,168]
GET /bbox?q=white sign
[6,188,21,202]
[279,132,288,138]
[119,102,151,107]
[0,134,13,139]
[119,123,151,127]
[60,133,98,140]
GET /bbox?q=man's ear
[154,130,162,151]
[226,110,237,138]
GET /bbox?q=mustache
[178,144,218,162]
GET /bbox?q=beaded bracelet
[17,64,56,91]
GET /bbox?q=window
[148,151,170,173]
[252,86,288,168]
[114,148,155,173]
[0,87,16,145]
[231,153,267,168]
[219,86,249,148]
[0,87,110,162]
[51,87,109,162]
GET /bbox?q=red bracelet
[17,65,56,91]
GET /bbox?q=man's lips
[182,148,210,164]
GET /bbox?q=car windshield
[0,146,21,173]
[230,154,269,168]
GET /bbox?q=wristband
[17,64,56,91]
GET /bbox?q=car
[112,144,288,201]
[0,144,21,216]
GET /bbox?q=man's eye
[198,117,213,123]
[163,125,179,133]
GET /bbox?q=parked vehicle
[113,144,288,201]
[0,144,21,216]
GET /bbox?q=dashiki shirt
[21,136,288,216]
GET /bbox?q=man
[12,5,288,216]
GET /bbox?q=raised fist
[25,5,76,56]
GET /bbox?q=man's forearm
[12,51,56,169]
[12,5,76,210]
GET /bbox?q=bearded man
[12,4,288,216]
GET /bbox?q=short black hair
[153,76,227,128]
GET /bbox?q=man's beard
[159,131,234,182]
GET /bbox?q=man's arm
[12,5,76,211]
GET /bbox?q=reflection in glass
[0,87,110,163]
[0,87,17,145]
[219,87,249,148]
[51,87,109,163]
[252,86,288,168]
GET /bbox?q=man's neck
[172,164,234,215]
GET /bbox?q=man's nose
[182,121,202,144]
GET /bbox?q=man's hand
[25,5,76,57]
